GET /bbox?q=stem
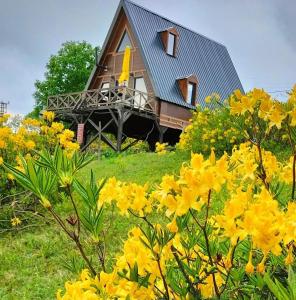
[189,190,221,299]
[220,242,238,296]
[256,142,269,190]
[48,207,97,276]
[171,246,200,299]
[128,209,154,229]
[75,238,97,276]
[49,207,73,239]
[67,186,81,234]
[156,256,170,300]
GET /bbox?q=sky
[0,0,295,115]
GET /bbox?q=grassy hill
[0,151,189,300]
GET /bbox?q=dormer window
[187,82,196,104]
[160,27,179,57]
[167,33,176,56]
[177,75,198,105]
[116,30,132,52]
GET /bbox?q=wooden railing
[47,86,156,114]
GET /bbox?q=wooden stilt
[116,108,124,152]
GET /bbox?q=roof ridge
[123,0,225,47]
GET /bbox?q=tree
[31,41,97,117]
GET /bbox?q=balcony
[47,86,156,114]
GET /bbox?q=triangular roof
[86,0,244,108]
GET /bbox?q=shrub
[6,85,296,299]
[178,103,245,156]
[0,111,79,229]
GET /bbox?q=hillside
[0,151,189,299]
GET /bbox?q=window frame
[167,33,176,56]
[187,82,196,105]
[160,27,179,57]
[177,75,198,106]
[101,82,110,90]
[116,29,132,53]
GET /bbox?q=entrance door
[134,77,147,108]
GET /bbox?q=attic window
[116,30,132,52]
[177,75,198,106]
[187,82,196,104]
[160,27,179,57]
[167,33,175,56]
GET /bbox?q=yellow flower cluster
[178,108,243,154]
[99,177,151,216]
[57,269,100,300]
[43,111,55,123]
[229,86,296,130]
[11,217,21,226]
[0,111,79,193]
[155,142,168,155]
[153,150,229,217]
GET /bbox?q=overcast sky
[0,0,295,115]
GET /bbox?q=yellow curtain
[118,46,131,85]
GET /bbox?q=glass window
[134,77,147,108]
[167,33,175,56]
[101,82,110,89]
[116,31,132,52]
[187,82,196,104]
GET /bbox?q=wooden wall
[88,8,192,129]
[89,9,155,97]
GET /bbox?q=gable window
[116,30,132,52]
[160,27,179,57]
[187,82,196,104]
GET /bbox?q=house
[47,0,244,151]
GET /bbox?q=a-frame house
[47,0,244,151]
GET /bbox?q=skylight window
[116,30,132,52]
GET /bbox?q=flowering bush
[6,85,296,299]
[178,98,244,155]
[0,111,79,229]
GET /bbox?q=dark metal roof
[87,0,244,109]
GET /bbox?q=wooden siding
[159,101,192,130]
[89,9,154,98]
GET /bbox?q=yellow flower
[166,218,178,233]
[11,217,21,226]
[289,109,296,127]
[245,252,254,274]
[40,196,51,209]
[42,111,55,122]
[0,156,3,165]
[7,173,15,181]
[268,105,286,129]
[285,245,294,265]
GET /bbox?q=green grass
[80,151,189,185]
[0,151,189,299]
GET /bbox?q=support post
[117,109,124,152]
[98,121,101,160]
[159,126,168,143]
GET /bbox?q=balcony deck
[47,86,157,116]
